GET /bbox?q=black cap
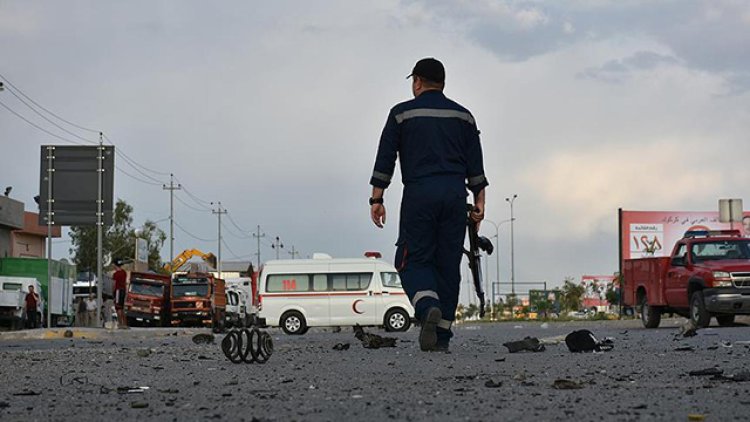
[114,258,124,267]
[407,58,445,83]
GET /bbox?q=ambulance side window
[312,274,327,291]
[380,272,402,288]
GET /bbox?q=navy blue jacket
[370,90,488,195]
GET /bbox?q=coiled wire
[221,328,273,364]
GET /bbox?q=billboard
[581,275,616,309]
[39,145,115,226]
[620,210,750,262]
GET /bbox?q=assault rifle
[464,204,494,318]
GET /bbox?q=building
[0,195,24,258]
[217,261,255,279]
[12,212,61,258]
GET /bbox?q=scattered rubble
[353,325,396,349]
[552,379,585,390]
[484,380,503,388]
[503,337,545,353]
[678,320,698,338]
[689,368,723,376]
[192,333,215,344]
[332,343,350,351]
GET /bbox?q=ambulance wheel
[281,311,307,335]
[690,291,710,328]
[384,308,411,332]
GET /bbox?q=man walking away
[113,259,129,329]
[24,285,41,329]
[369,58,488,352]
[85,294,98,327]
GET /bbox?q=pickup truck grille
[731,272,750,288]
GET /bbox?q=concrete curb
[0,327,212,341]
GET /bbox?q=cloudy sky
[1,0,749,303]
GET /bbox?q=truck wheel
[690,291,711,328]
[716,315,735,327]
[384,308,411,332]
[640,295,661,328]
[280,311,307,335]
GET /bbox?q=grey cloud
[578,51,681,82]
[405,0,750,91]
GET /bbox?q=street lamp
[483,218,512,320]
[505,194,518,295]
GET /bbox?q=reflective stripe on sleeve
[394,108,475,125]
[437,319,453,330]
[411,290,440,307]
[467,174,487,187]
[372,171,392,183]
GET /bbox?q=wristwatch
[369,197,384,205]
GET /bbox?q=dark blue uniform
[370,90,488,342]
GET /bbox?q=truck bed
[623,257,671,307]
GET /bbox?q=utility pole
[505,194,518,295]
[162,173,181,263]
[96,133,104,324]
[211,202,227,278]
[271,236,284,260]
[253,225,265,269]
[288,245,300,260]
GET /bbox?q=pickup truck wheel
[281,311,307,335]
[716,315,735,327]
[690,291,711,328]
[640,295,661,328]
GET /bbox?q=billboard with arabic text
[620,210,750,263]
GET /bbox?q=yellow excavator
[164,249,218,274]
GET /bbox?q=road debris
[332,343,350,351]
[503,337,545,353]
[484,380,503,388]
[678,320,698,338]
[673,346,695,352]
[354,325,396,349]
[63,330,73,338]
[12,390,40,396]
[552,379,584,390]
[117,386,149,394]
[130,402,149,409]
[192,333,215,344]
[136,348,152,358]
[711,372,750,382]
[689,368,723,376]
[564,330,614,353]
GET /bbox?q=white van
[258,254,414,335]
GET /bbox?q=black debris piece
[12,390,40,396]
[674,346,695,352]
[484,380,503,388]
[565,330,614,353]
[689,368,723,376]
[354,325,397,349]
[192,333,215,345]
[333,343,350,351]
[678,320,698,338]
[503,337,545,353]
[712,372,750,382]
[552,379,584,390]
[130,402,149,409]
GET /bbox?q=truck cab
[624,230,750,328]
[170,272,226,332]
[124,272,171,327]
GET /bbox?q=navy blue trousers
[395,177,466,342]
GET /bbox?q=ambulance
[258,253,414,335]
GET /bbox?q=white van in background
[0,276,43,330]
[259,254,414,335]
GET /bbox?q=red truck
[623,230,750,328]
[170,272,227,332]
[124,272,171,327]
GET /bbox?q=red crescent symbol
[352,299,364,314]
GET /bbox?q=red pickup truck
[623,230,750,328]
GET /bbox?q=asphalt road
[1,318,750,421]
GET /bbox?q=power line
[0,71,101,134]
[222,220,253,239]
[4,86,98,145]
[0,99,86,145]
[174,220,216,242]
[225,212,253,237]
[174,193,211,213]
[116,166,163,186]
[221,238,245,260]
[102,133,171,177]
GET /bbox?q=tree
[69,199,166,272]
[560,277,585,312]
[465,304,478,320]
